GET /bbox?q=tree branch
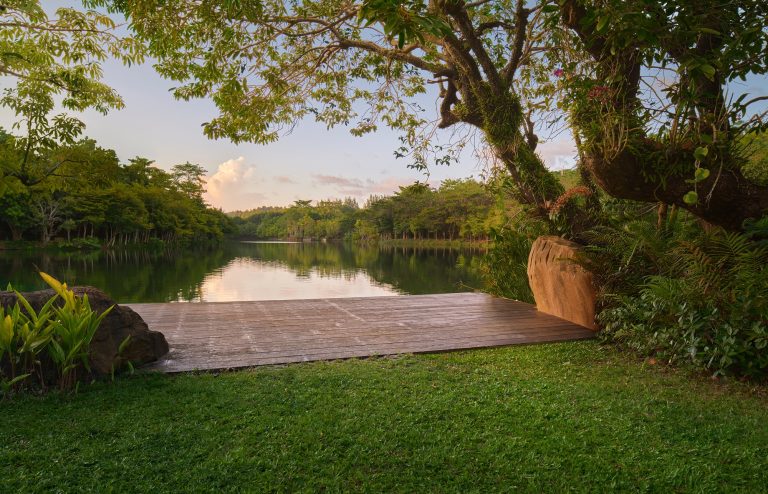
[337,39,445,74]
[502,0,530,85]
[444,1,502,88]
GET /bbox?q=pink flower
[553,68,564,77]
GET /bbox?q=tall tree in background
[98,0,767,232]
[171,162,207,203]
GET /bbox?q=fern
[589,202,768,379]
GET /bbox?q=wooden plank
[127,293,594,373]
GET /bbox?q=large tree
[0,1,143,186]
[97,0,566,223]
[554,0,768,230]
[99,0,767,230]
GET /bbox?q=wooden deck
[127,293,594,373]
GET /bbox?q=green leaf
[683,191,699,205]
[699,64,716,81]
[694,146,709,160]
[596,16,609,33]
[698,28,721,36]
[694,168,710,182]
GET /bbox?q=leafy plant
[39,272,113,391]
[0,292,57,395]
[111,335,135,382]
[481,220,547,304]
[588,207,768,378]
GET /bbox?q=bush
[54,237,102,250]
[583,203,768,379]
[481,223,544,304]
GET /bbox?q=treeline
[0,132,235,246]
[230,179,514,242]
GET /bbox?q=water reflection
[0,242,485,303]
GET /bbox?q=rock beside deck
[0,287,168,375]
[527,236,597,330]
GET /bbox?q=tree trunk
[585,147,768,231]
[9,224,23,241]
[560,0,768,231]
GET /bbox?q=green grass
[2,341,767,493]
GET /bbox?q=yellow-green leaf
[694,168,710,182]
[699,64,716,81]
[39,272,64,294]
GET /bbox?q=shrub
[55,237,102,250]
[0,293,57,395]
[584,203,768,379]
[40,272,113,391]
[0,273,113,396]
[481,221,547,304]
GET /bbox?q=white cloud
[204,157,261,211]
[537,137,577,171]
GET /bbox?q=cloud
[204,157,261,211]
[537,137,577,170]
[312,174,417,198]
[312,174,365,188]
[273,175,298,184]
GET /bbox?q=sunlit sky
[59,56,579,212]
[1,2,765,212]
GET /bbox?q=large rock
[527,236,597,330]
[0,287,168,375]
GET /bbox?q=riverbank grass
[2,341,767,492]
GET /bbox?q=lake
[0,242,486,303]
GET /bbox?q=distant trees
[358,180,499,241]
[231,178,511,242]
[0,133,234,245]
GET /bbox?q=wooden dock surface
[127,293,594,373]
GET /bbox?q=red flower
[587,85,611,102]
[553,68,564,77]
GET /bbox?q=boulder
[527,236,597,330]
[0,287,168,375]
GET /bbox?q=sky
[0,1,581,212]
[62,56,578,212]
[2,2,765,212]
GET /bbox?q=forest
[230,177,550,242]
[0,132,235,247]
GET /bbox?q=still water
[0,241,486,303]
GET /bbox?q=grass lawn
[2,341,767,493]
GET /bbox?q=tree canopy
[0,133,234,245]
[0,1,144,189]
[93,0,767,232]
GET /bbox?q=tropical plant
[0,291,57,395]
[0,305,31,396]
[482,226,539,304]
[587,208,768,378]
[39,272,113,391]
